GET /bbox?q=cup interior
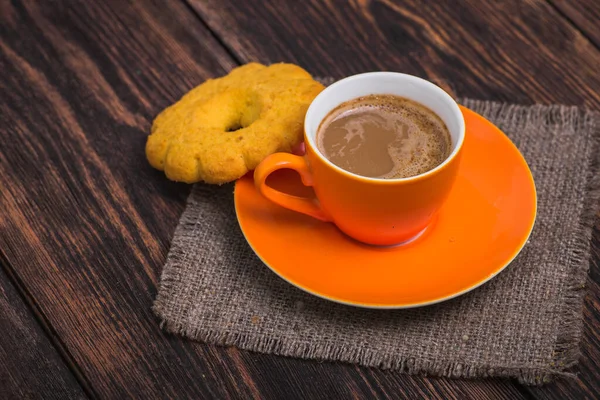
[305,72,465,180]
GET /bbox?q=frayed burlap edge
[460,100,600,384]
[153,100,600,385]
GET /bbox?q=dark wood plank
[224,349,530,400]
[0,0,257,398]
[0,263,88,400]
[549,0,600,49]
[190,0,600,109]
[187,0,600,398]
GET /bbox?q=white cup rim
[305,72,465,183]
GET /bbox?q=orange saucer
[234,106,537,308]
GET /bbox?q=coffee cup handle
[254,153,331,222]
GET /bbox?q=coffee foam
[317,95,452,179]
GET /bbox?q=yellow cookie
[146,63,324,184]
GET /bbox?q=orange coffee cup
[254,72,465,246]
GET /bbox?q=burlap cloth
[153,99,599,385]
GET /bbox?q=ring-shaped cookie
[146,63,324,184]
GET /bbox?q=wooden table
[1,1,599,398]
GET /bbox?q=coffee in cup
[316,94,452,179]
[254,72,465,245]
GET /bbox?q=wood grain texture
[219,350,530,400]
[0,0,527,398]
[187,0,600,398]
[190,0,600,109]
[0,0,248,398]
[549,0,600,49]
[0,264,88,400]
